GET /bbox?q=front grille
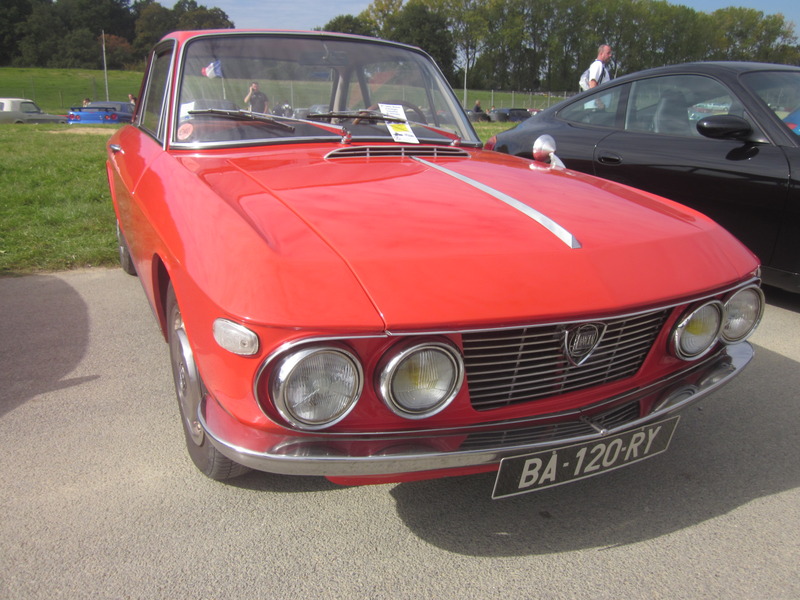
[460,400,641,450]
[462,309,669,411]
[325,145,470,160]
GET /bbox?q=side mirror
[696,115,752,140]
[532,135,565,167]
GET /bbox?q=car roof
[610,61,800,83]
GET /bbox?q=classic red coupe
[107,30,763,498]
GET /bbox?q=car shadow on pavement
[764,284,800,313]
[388,341,799,556]
[0,274,96,418]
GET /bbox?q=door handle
[109,144,124,154]
[597,152,621,165]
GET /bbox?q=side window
[559,85,623,128]
[625,75,734,137]
[139,45,174,140]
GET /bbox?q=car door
[547,84,626,175]
[592,74,790,268]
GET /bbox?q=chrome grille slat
[460,401,641,450]
[325,145,470,160]
[463,309,669,410]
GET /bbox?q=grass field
[0,65,521,275]
[0,125,118,275]
[0,120,514,275]
[0,67,144,113]
[1,66,567,115]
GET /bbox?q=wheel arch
[150,255,172,341]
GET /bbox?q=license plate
[492,416,680,499]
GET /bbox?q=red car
[107,30,763,498]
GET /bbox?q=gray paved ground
[1,268,798,599]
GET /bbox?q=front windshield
[741,70,800,136]
[175,33,479,147]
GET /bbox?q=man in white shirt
[580,45,613,91]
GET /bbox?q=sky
[212,0,800,33]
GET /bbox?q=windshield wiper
[188,109,295,132]
[307,110,407,124]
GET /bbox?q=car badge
[563,323,606,366]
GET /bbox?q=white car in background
[0,98,66,124]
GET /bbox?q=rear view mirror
[696,115,752,140]
[532,135,565,167]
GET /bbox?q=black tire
[116,221,137,276]
[166,284,250,480]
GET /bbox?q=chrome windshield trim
[412,157,581,249]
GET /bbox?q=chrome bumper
[198,343,753,478]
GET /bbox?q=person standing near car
[244,81,268,113]
[579,45,613,91]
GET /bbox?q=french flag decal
[201,60,223,78]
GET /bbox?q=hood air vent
[325,145,471,160]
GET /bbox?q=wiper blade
[188,109,295,132]
[307,110,406,124]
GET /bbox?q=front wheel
[166,284,250,480]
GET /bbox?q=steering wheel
[369,99,428,124]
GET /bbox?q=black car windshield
[741,70,800,137]
[175,33,479,147]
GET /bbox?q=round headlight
[673,301,723,360]
[271,346,363,430]
[722,286,764,343]
[378,342,464,419]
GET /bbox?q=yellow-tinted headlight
[378,342,464,419]
[673,301,723,360]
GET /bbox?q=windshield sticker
[177,122,194,141]
[379,103,419,144]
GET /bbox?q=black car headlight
[377,341,464,419]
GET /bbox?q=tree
[362,0,404,34]
[321,14,378,37]
[176,6,233,30]
[14,1,66,67]
[0,0,34,66]
[384,0,456,80]
[132,2,177,56]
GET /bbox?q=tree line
[0,0,233,70]
[324,0,800,91]
[2,0,798,92]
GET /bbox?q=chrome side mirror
[532,135,565,167]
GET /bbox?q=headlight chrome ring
[672,300,724,361]
[270,346,363,430]
[377,341,464,419]
[721,285,764,344]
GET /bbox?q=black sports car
[486,62,800,292]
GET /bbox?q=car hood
[180,146,757,330]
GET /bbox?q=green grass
[0,67,144,113]
[472,121,518,141]
[0,125,118,274]
[0,66,531,275]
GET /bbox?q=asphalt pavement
[1,268,798,599]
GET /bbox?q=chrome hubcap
[170,311,204,446]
